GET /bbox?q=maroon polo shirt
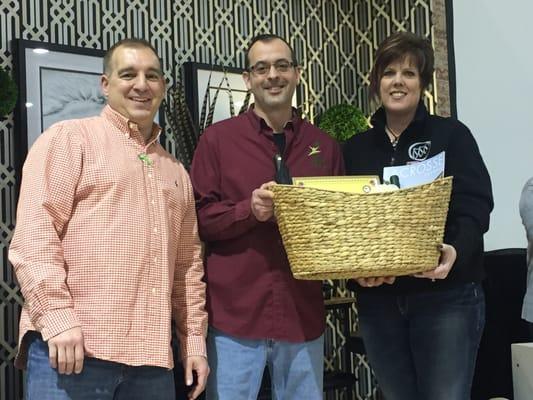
[190,108,344,342]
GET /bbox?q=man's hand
[355,276,396,287]
[251,181,276,222]
[185,355,209,399]
[47,326,85,375]
[414,243,457,281]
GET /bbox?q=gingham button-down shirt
[10,106,207,369]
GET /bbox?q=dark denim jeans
[26,333,175,400]
[357,282,485,400]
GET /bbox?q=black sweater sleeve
[443,121,494,279]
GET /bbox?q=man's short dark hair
[103,38,162,75]
[244,34,298,70]
[369,31,434,98]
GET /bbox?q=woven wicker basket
[272,176,453,280]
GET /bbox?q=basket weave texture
[272,176,453,280]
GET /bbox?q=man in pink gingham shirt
[9,38,208,400]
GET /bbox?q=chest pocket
[156,172,189,230]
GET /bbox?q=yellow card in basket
[291,176,380,194]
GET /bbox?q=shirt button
[153,227,158,233]
[124,133,130,139]
[151,287,157,294]
[147,173,152,178]
[151,200,155,205]
[154,256,158,263]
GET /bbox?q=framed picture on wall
[183,62,248,128]
[182,62,298,128]
[13,40,106,157]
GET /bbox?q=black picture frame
[12,39,106,178]
[182,62,299,128]
[183,62,247,128]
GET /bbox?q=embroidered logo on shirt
[308,141,325,168]
[408,141,431,161]
[308,145,321,156]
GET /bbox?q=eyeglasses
[248,60,296,75]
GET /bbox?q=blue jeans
[357,282,485,400]
[206,327,323,400]
[25,333,175,400]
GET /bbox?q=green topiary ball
[318,103,368,142]
[0,67,18,117]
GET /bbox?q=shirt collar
[101,105,162,147]
[370,101,428,147]
[244,104,302,136]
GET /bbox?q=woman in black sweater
[344,32,493,400]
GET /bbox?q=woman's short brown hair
[369,31,434,99]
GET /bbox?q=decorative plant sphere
[318,103,368,142]
[0,67,18,117]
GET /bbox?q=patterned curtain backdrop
[0,1,449,399]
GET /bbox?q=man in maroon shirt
[191,34,344,399]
